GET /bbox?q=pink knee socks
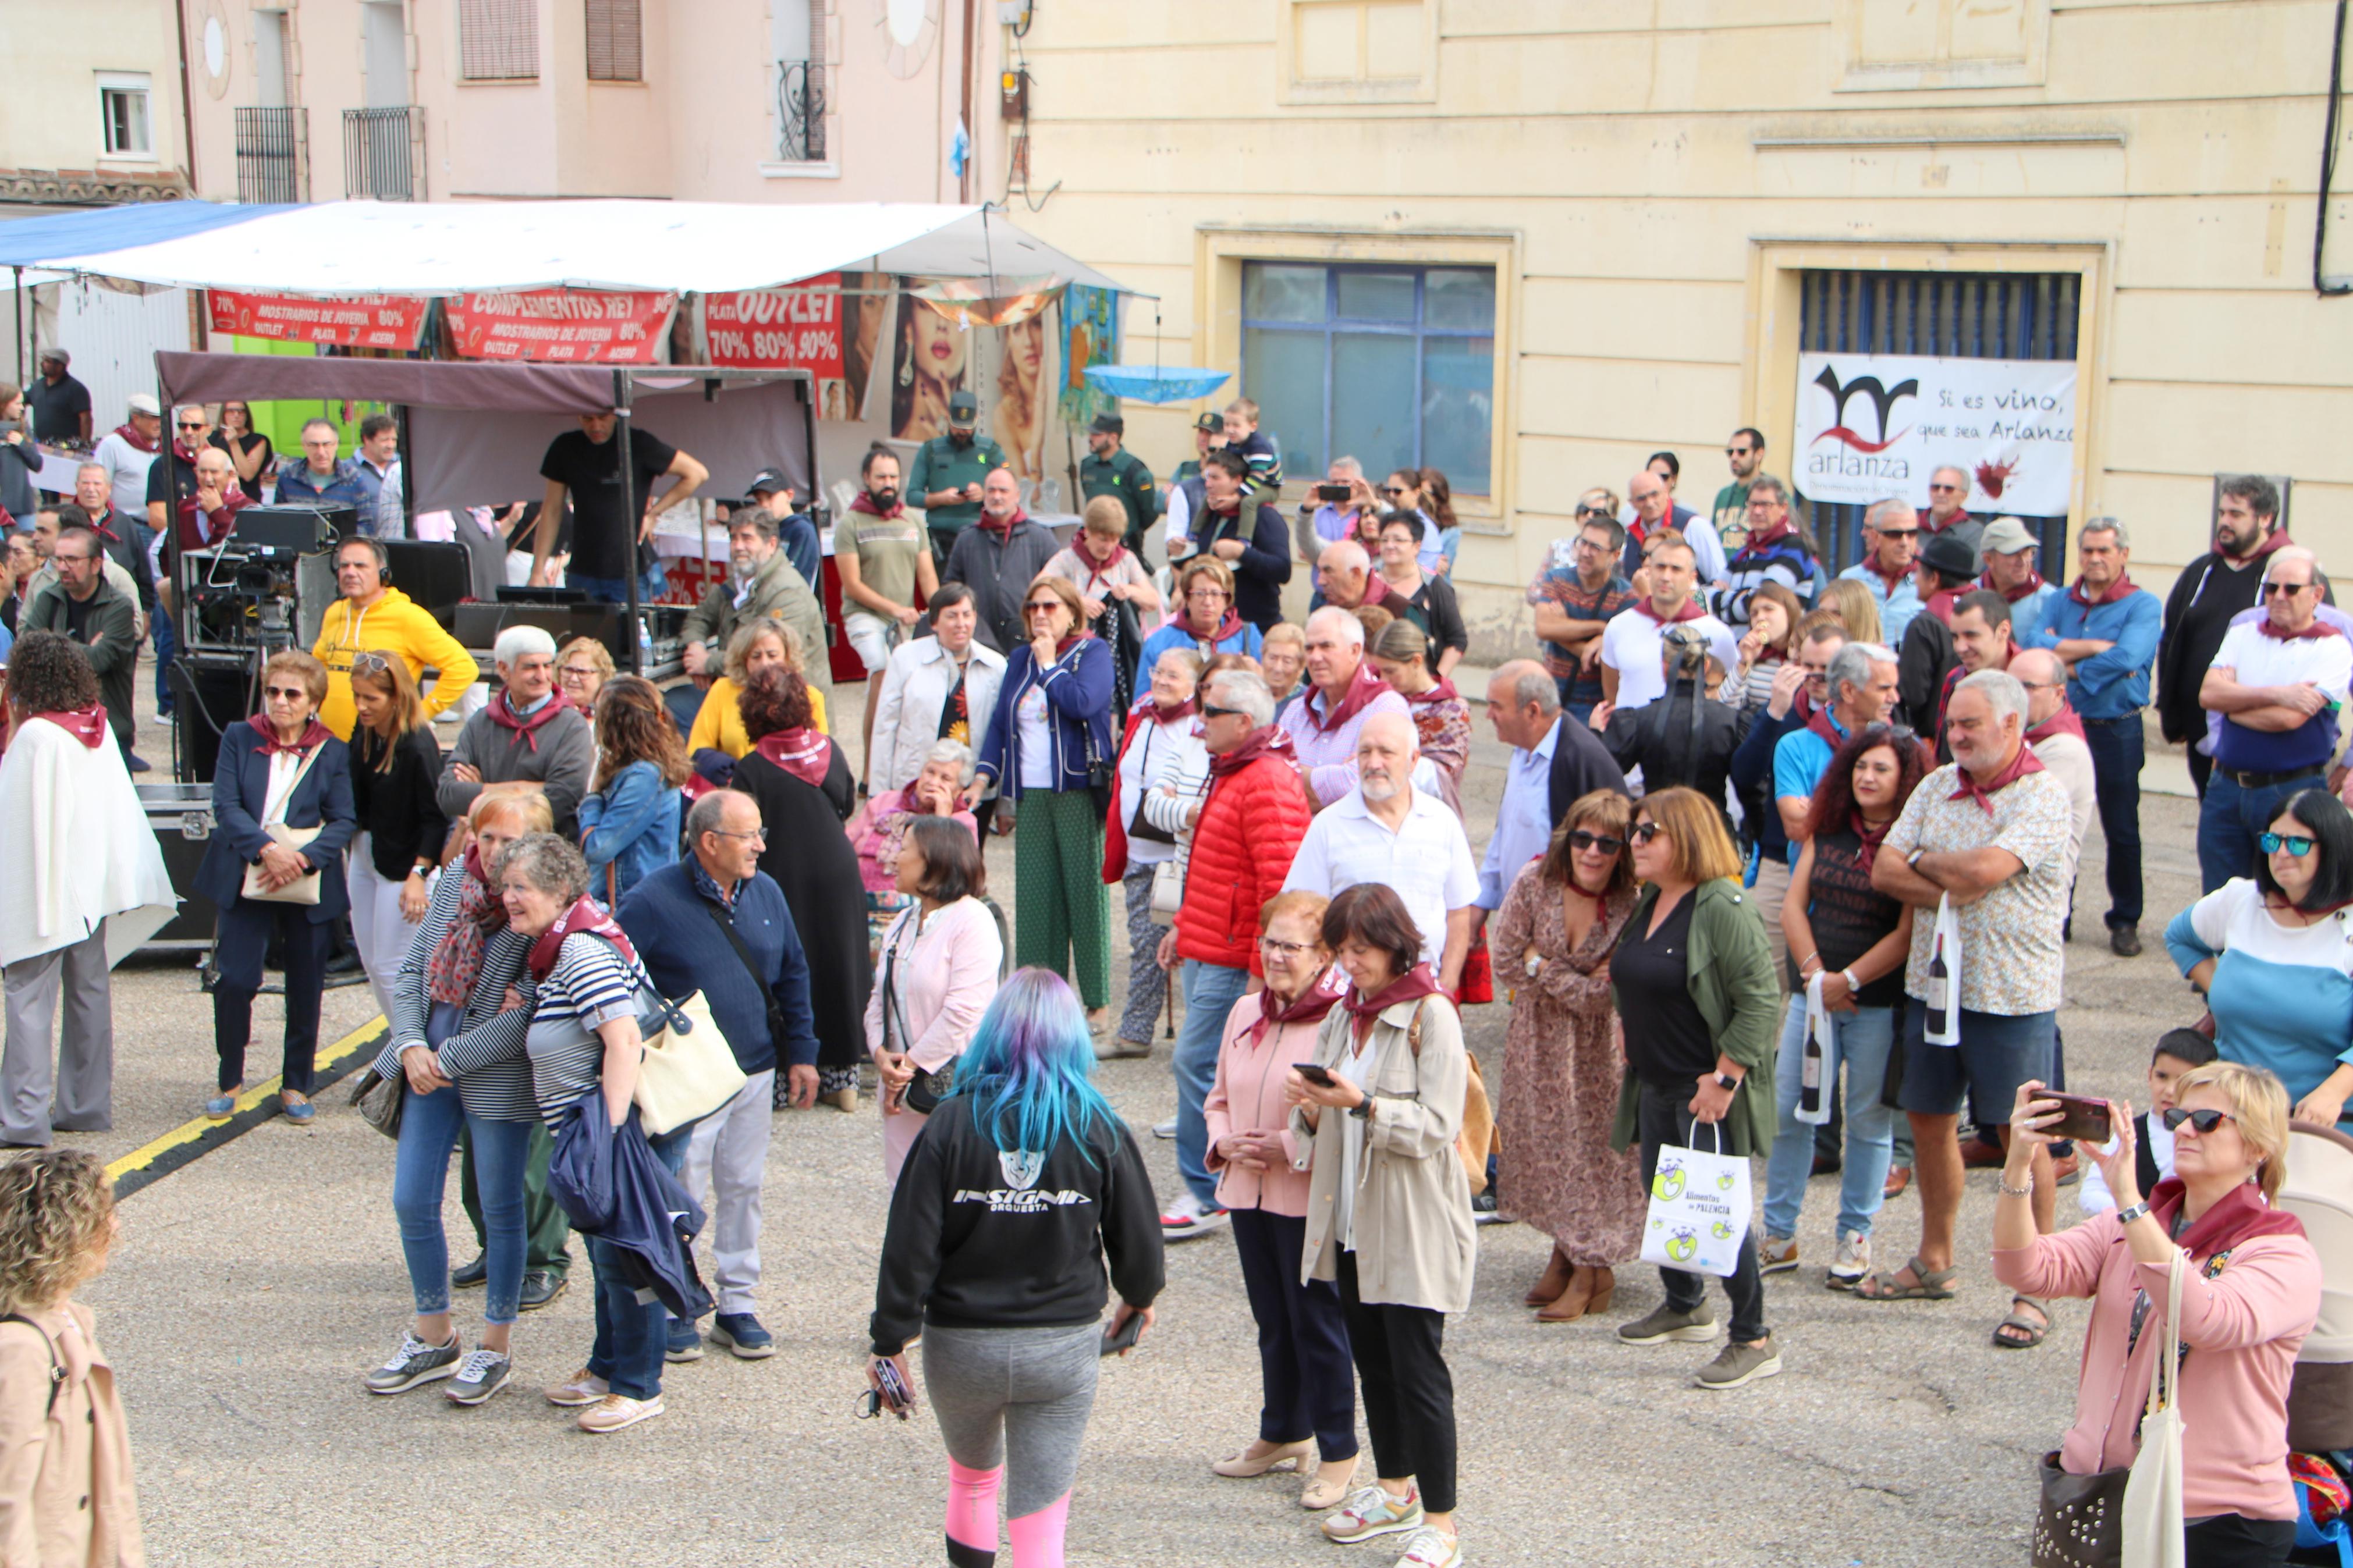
[945,1460,1002,1566]
[1007,1491,1070,1568]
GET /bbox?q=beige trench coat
[1288,994,1477,1314]
[0,1302,143,1567]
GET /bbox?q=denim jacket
[578,759,681,905]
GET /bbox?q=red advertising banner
[698,275,855,417]
[207,289,430,350]
[443,290,679,364]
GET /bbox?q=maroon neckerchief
[482,687,575,753]
[1143,692,1198,726]
[847,493,907,522]
[975,506,1025,542]
[1948,743,2046,815]
[2026,705,2086,747]
[84,506,125,546]
[2147,1176,2306,1258]
[1301,659,1390,736]
[1185,607,1245,648]
[427,844,508,1006]
[2069,573,2138,609]
[1403,675,1461,707]
[1922,510,1969,536]
[1921,586,1962,627]
[1206,723,1300,783]
[1243,965,1347,1048]
[753,726,835,789]
[1979,570,2046,605]
[31,704,108,749]
[1344,964,1447,1046]
[181,487,249,546]
[247,714,331,758]
[1633,595,1708,627]
[1070,535,1128,590]
[1052,628,1095,660]
[1861,556,1910,596]
[527,895,638,982]
[1849,810,1896,873]
[111,422,158,455]
[2258,614,2342,643]
[1806,704,1848,748]
[1738,516,1795,553]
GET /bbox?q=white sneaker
[1151,1117,1177,1140]
[1160,1192,1231,1240]
[1395,1525,1465,1567]
[1827,1229,1871,1290]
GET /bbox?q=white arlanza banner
[1793,352,2077,515]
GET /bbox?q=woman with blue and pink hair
[867,968,1165,1568]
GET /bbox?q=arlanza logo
[1809,365,1920,454]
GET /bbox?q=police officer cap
[1089,413,1124,436]
[947,391,979,424]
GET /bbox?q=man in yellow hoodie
[311,536,480,739]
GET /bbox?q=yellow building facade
[1005,0,2353,652]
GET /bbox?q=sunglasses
[1380,486,1409,498]
[2260,831,2316,856]
[351,652,396,675]
[1025,602,1062,614]
[1567,829,1625,855]
[1928,482,1963,493]
[2160,1107,2237,1135]
[2261,581,2315,597]
[264,685,309,702]
[1575,504,1612,519]
[1876,528,1919,540]
[1725,447,1753,457]
[1629,822,1663,845]
[176,421,207,431]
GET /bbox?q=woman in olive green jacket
[1606,787,1784,1391]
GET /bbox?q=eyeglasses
[1258,937,1316,957]
[707,826,769,844]
[1025,602,1062,615]
[1184,589,1229,602]
[264,685,309,702]
[2262,581,2315,597]
[1629,822,1663,845]
[1928,482,1964,493]
[2160,1107,2238,1135]
[1567,829,1625,855]
[1201,703,1244,719]
[2260,831,2316,856]
[2016,678,2061,693]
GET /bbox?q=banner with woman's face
[888,291,968,442]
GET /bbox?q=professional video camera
[176,505,353,660]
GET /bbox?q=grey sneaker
[1151,1118,1177,1140]
[364,1330,463,1394]
[1696,1337,1783,1390]
[444,1347,512,1406]
[1616,1302,1720,1345]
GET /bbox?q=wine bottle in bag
[1923,893,1963,1046]
[1795,971,1836,1125]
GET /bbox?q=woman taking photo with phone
[868,969,1163,1568]
[1607,786,1781,1388]
[868,817,1002,1185]
[1202,890,1358,1510]
[1490,791,1644,1322]
[1284,883,1475,1568]
[1994,1062,2318,1567]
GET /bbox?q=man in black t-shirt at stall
[530,410,708,604]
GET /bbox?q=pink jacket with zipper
[1201,993,1323,1217]
[1993,1208,2319,1521]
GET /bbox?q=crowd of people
[3,378,2351,1568]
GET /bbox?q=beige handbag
[632,989,748,1137]
[1149,857,1184,923]
[240,744,327,905]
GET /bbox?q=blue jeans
[569,567,670,607]
[587,1123,689,1401]
[392,1076,533,1324]
[2079,715,2145,927]
[152,610,175,710]
[1174,960,1250,1208]
[1762,997,1898,1242]
[2196,765,2322,894]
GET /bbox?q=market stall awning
[10,200,1133,298]
[0,200,288,271]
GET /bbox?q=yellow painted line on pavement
[108,1015,389,1197]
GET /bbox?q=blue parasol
[1083,364,1231,404]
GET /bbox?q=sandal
[1855,1256,1958,1301]
[1992,1295,2050,1349]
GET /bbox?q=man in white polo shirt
[1282,711,1479,989]
[2194,545,2350,892]
[1599,537,1738,713]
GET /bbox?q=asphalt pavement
[69,665,2211,1567]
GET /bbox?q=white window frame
[97,72,156,162]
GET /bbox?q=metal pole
[616,368,641,674]
[12,268,22,389]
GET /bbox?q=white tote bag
[1923,893,1964,1046]
[633,990,748,1137]
[1639,1121,1752,1279]
[1793,973,1839,1126]
[2121,1250,2188,1568]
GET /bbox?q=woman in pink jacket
[1202,890,1360,1511]
[867,818,1004,1185]
[1993,1060,2319,1566]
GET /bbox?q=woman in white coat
[867,583,1007,830]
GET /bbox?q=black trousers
[1230,1208,1357,1460]
[2187,744,2214,801]
[1335,1250,1455,1514]
[1636,1080,1768,1343]
[212,898,332,1094]
[2183,1512,2294,1567]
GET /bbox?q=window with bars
[459,0,538,81]
[586,0,643,81]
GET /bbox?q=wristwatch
[1348,1096,1374,1121]
[1907,848,1926,868]
[1713,1072,1742,1093]
[2114,1200,2153,1226]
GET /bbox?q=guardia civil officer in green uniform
[908,389,1007,567]
[1077,412,1160,557]
[1170,409,1220,486]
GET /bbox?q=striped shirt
[378,869,539,1123]
[523,931,654,1129]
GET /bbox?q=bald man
[942,465,1059,653]
[2015,647,2097,895]
[1316,539,1412,618]
[1477,659,1626,930]
[1281,709,1480,989]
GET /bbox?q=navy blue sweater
[1729,702,1804,862]
[617,859,819,1075]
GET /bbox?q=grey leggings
[922,1323,1101,1518]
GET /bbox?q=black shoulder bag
[881,912,953,1114]
[2,1314,65,1416]
[702,902,793,1060]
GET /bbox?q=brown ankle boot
[1585,1265,1616,1315]
[1537,1264,1596,1322]
[1522,1246,1574,1307]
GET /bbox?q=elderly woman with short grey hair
[499,832,690,1435]
[849,738,982,909]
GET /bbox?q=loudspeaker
[382,540,472,625]
[168,657,260,785]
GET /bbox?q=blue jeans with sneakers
[587,1123,690,1400]
[1761,995,1898,1244]
[392,1047,533,1325]
[1173,959,1250,1210]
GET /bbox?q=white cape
[0,717,179,969]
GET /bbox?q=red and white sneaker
[1159,1192,1230,1240]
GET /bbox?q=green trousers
[1013,787,1111,1009]
[460,1120,571,1277]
